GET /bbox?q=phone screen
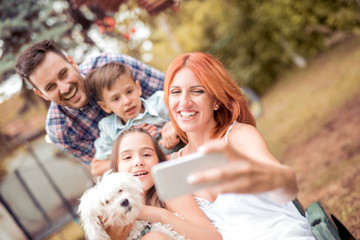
[152,152,228,201]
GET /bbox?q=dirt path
[282,94,360,238]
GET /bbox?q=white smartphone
[151,151,228,201]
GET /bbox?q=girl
[107,128,222,240]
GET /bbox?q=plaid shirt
[45,53,164,164]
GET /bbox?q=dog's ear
[78,188,110,240]
[81,212,109,240]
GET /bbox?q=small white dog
[78,171,186,240]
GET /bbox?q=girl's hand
[159,121,180,149]
[133,123,157,137]
[187,139,297,203]
[105,224,133,240]
[99,215,133,240]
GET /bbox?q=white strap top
[171,122,314,239]
[171,121,237,159]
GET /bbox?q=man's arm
[46,102,104,164]
[47,127,95,164]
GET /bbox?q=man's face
[29,51,89,109]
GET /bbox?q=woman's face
[168,67,218,134]
[117,132,159,193]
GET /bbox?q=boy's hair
[110,128,166,208]
[86,62,134,101]
[14,40,68,89]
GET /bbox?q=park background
[0,0,359,239]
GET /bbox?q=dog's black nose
[121,199,129,207]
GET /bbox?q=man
[15,40,164,176]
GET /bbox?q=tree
[211,0,360,94]
[147,0,360,94]
[0,0,72,82]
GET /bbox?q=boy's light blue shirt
[94,91,169,160]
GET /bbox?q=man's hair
[86,62,134,101]
[14,40,68,88]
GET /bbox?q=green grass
[256,37,360,238]
[257,37,360,159]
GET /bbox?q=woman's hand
[137,205,163,223]
[187,139,298,203]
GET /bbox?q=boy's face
[98,75,143,124]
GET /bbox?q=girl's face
[168,67,218,134]
[117,132,159,193]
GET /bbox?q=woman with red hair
[164,52,315,239]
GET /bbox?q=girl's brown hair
[110,128,166,208]
[164,52,256,143]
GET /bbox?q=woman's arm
[188,123,298,203]
[138,195,222,240]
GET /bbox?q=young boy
[87,62,181,175]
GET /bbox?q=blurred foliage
[149,0,360,94]
[0,0,72,82]
[93,2,154,60]
[220,0,360,94]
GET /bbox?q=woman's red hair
[164,52,256,143]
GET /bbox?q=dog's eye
[105,200,109,204]
[119,189,123,193]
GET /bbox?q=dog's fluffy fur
[78,171,186,240]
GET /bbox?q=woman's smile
[179,111,197,118]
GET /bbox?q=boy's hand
[159,121,180,149]
[133,123,157,137]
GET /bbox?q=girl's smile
[117,132,159,193]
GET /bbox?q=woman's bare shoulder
[231,122,258,132]
[228,122,263,143]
